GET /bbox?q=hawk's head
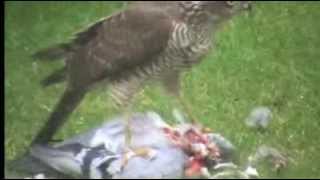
[207,1,252,21]
[184,1,252,24]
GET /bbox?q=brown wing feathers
[31,7,174,144]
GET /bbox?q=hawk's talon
[120,147,157,169]
[120,150,135,170]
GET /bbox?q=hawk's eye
[226,1,235,6]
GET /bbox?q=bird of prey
[31,1,251,146]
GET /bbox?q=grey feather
[245,107,272,129]
[30,112,187,179]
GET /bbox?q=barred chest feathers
[162,20,213,70]
[110,18,213,107]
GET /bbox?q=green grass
[5,2,320,178]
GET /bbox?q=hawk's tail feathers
[31,88,87,145]
[32,43,72,61]
[41,67,67,87]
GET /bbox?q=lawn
[5,1,320,178]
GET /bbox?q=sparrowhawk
[31,1,251,145]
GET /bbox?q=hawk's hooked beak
[231,1,253,17]
[232,1,253,12]
[243,2,253,11]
